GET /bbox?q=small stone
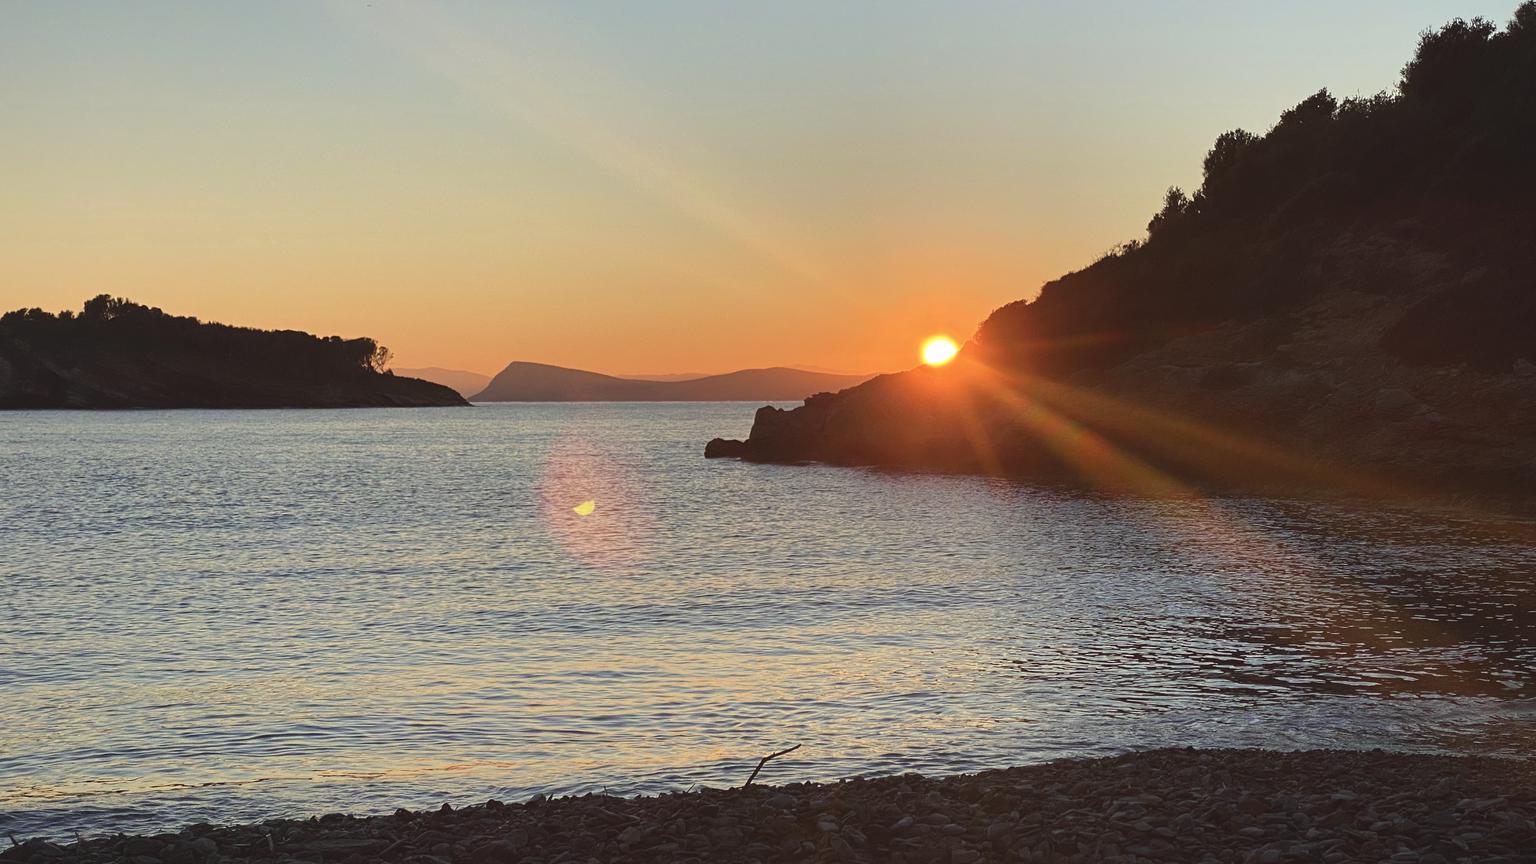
[1374,387,1421,416]
[470,841,522,863]
[617,826,647,847]
[1423,809,1458,827]
[122,838,162,857]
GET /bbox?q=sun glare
[921,335,959,367]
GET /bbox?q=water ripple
[2,404,1534,839]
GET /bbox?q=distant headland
[473,361,872,402]
[392,367,492,399]
[708,6,1536,501]
[0,296,466,409]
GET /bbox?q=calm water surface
[3,403,1535,839]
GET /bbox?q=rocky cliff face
[707,6,1536,501]
[709,285,1536,498]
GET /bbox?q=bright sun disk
[921,335,959,367]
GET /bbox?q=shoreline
[9,749,1534,863]
[707,443,1536,524]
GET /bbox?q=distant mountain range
[473,361,873,402]
[392,367,491,398]
[621,372,715,382]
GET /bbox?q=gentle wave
[2,403,1534,839]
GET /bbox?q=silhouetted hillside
[474,361,872,402]
[0,296,466,409]
[393,367,491,398]
[708,5,1536,501]
[981,6,1536,374]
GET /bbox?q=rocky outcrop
[707,278,1536,498]
[707,7,1536,502]
[704,437,750,459]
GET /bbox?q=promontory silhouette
[473,361,872,402]
[0,296,466,409]
[392,367,491,399]
[708,5,1536,499]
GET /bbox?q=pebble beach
[8,749,1535,864]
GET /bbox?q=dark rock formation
[0,296,467,409]
[704,437,749,459]
[708,5,1536,501]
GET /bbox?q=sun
[921,335,959,367]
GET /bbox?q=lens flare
[921,335,959,367]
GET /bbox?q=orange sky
[2,2,1509,376]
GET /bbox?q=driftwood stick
[596,806,640,824]
[743,744,802,788]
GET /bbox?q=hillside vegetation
[978,4,1536,374]
[709,5,1536,500]
[0,296,465,409]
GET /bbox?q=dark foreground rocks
[8,749,1536,863]
[705,437,750,459]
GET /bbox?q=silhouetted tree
[1275,89,1338,130]
[1146,187,1190,239]
[1202,129,1257,186]
[1401,17,1497,101]
[974,3,1536,372]
[367,343,393,373]
[1,296,400,378]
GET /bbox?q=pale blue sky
[1,2,1517,373]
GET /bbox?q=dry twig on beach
[743,744,802,788]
